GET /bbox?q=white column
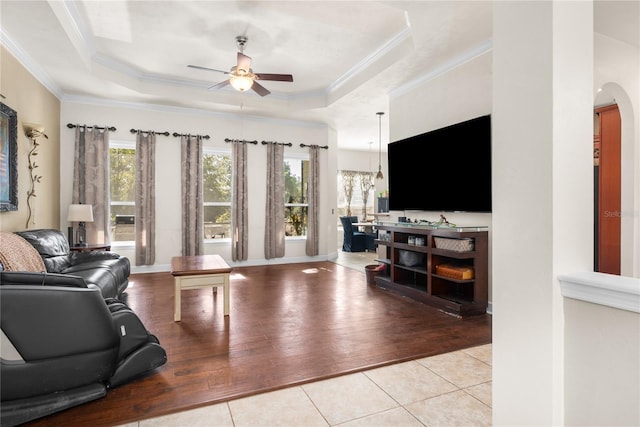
[492,1,593,425]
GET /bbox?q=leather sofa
[13,229,130,299]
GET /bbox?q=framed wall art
[1,102,18,211]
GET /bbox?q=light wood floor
[27,261,491,427]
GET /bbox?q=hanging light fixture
[375,112,384,180]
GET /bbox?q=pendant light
[375,112,384,180]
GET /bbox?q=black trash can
[365,264,384,286]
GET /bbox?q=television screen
[388,115,492,213]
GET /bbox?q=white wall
[564,297,640,426]
[60,101,337,270]
[388,50,492,230]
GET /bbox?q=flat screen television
[388,114,492,213]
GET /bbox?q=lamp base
[76,222,88,247]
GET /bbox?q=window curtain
[341,170,356,217]
[72,126,110,244]
[180,135,204,256]
[264,143,285,259]
[135,131,156,265]
[231,142,248,261]
[358,172,375,221]
[305,145,320,256]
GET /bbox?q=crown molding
[62,95,327,129]
[390,39,493,99]
[1,30,63,100]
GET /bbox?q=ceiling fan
[188,36,293,97]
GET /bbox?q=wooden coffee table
[170,254,232,322]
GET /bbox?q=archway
[594,83,637,277]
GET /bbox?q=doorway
[593,104,621,275]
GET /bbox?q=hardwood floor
[27,261,491,426]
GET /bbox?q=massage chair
[0,271,167,426]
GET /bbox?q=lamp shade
[67,204,94,222]
[230,75,254,92]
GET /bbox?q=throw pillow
[0,232,46,272]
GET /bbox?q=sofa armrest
[69,251,120,266]
[0,271,88,288]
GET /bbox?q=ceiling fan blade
[208,79,230,90]
[188,64,229,74]
[254,73,293,82]
[237,52,252,73]
[251,81,271,97]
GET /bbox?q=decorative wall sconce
[23,123,47,228]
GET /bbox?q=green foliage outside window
[203,153,232,238]
[284,159,309,236]
[109,149,307,240]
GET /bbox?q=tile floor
[122,344,492,426]
[121,251,492,426]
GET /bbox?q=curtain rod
[225,138,258,144]
[130,128,170,136]
[300,143,329,149]
[66,123,116,131]
[173,132,210,139]
[261,140,292,147]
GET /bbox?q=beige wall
[0,47,60,232]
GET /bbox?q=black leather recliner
[15,229,130,299]
[0,271,167,426]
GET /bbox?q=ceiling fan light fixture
[230,75,254,92]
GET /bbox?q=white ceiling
[1,1,638,151]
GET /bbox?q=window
[337,171,375,222]
[203,149,232,239]
[284,156,309,237]
[109,141,136,242]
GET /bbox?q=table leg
[223,274,230,316]
[174,277,181,322]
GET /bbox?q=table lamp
[67,204,94,246]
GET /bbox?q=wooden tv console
[374,223,488,318]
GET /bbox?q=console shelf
[374,223,488,317]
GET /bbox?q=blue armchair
[340,216,376,252]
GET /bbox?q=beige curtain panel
[305,146,320,256]
[231,141,248,261]
[72,126,110,244]
[135,131,156,266]
[264,143,285,259]
[180,135,204,256]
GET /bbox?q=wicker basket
[433,237,474,252]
